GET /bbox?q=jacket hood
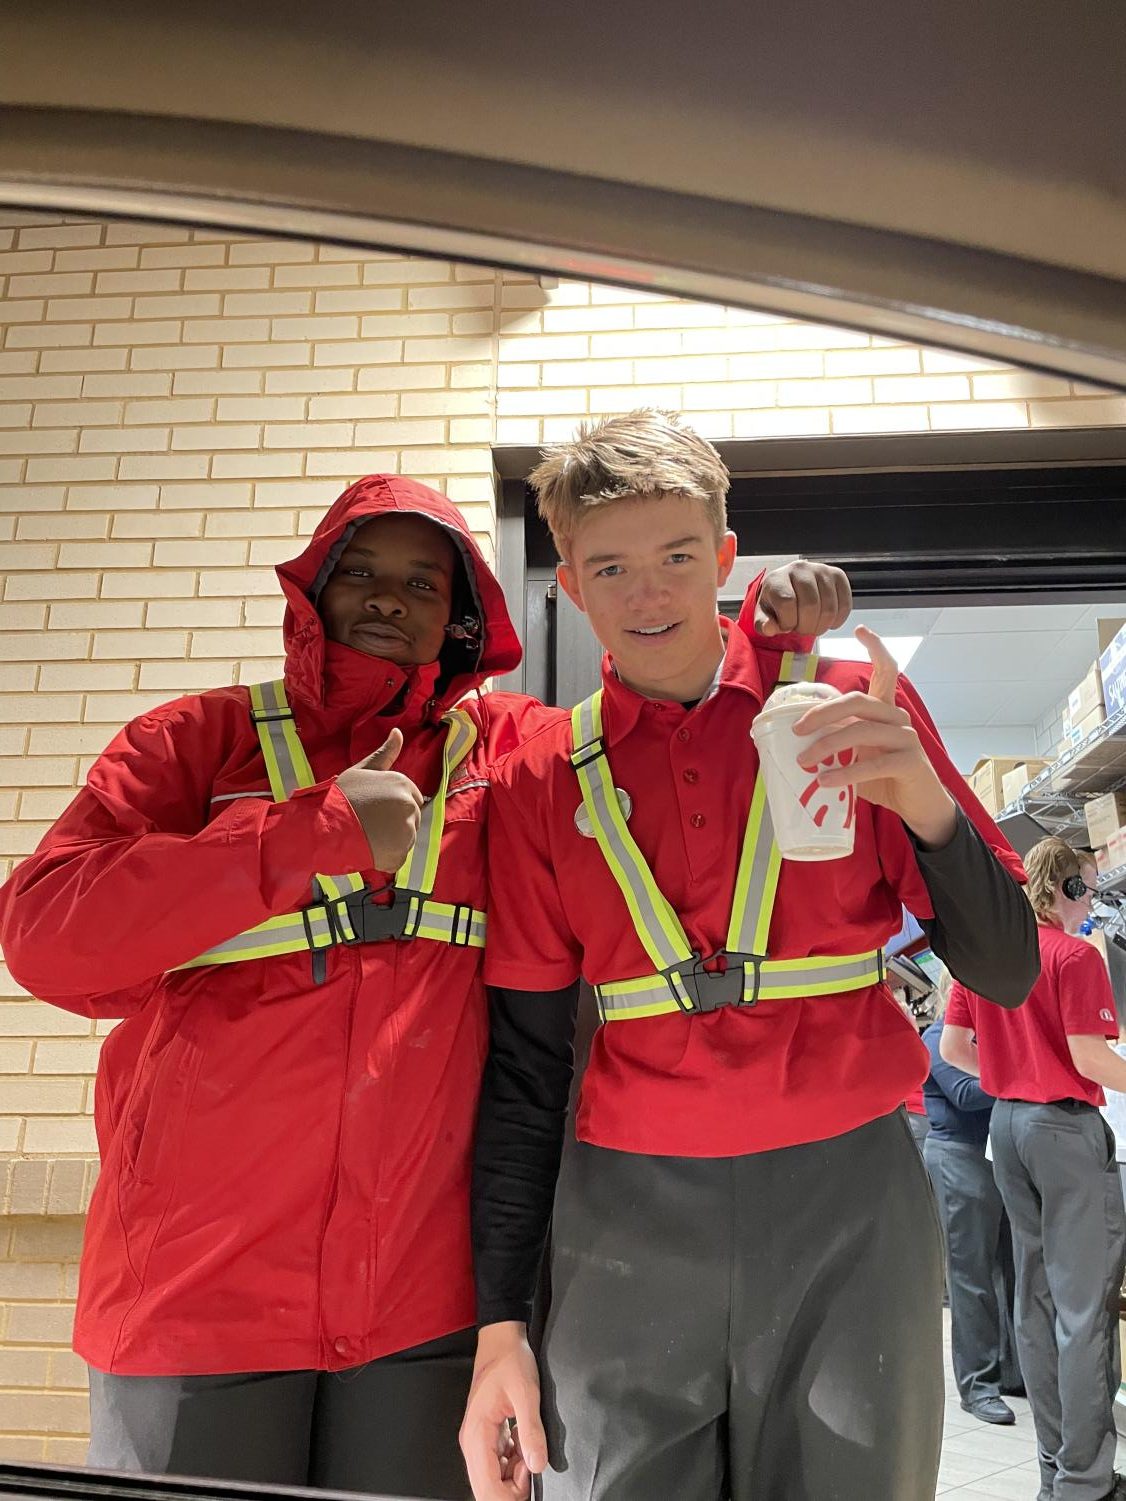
[275,475,522,716]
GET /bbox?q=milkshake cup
[750,681,856,860]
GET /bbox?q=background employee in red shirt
[461,410,1040,1501]
[943,838,1126,1501]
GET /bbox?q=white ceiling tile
[908,631,1063,685]
[929,603,1088,635]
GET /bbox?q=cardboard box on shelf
[1062,701,1108,749]
[1098,845,1114,875]
[1100,624,1126,719]
[1068,661,1104,724]
[1098,618,1126,654]
[1104,827,1126,873]
[969,756,1037,816]
[1000,760,1052,806]
[1086,791,1126,849]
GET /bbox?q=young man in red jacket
[0,472,844,1498]
[943,837,1126,1501]
[461,411,1040,1501]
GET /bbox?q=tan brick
[358,364,445,392]
[0,1077,85,1112]
[46,295,134,322]
[42,348,127,373]
[112,510,202,539]
[37,663,132,692]
[495,417,540,444]
[930,401,1029,429]
[541,304,635,334]
[261,421,351,449]
[30,399,122,428]
[0,1350,51,1387]
[94,268,179,294]
[123,396,213,425]
[81,372,171,397]
[131,292,220,320]
[0,485,65,513]
[203,510,294,537]
[171,369,262,396]
[151,539,247,568]
[223,341,310,368]
[271,314,359,342]
[830,404,931,434]
[778,377,872,406]
[449,417,493,443]
[48,602,145,631]
[55,246,139,272]
[78,428,170,454]
[352,418,444,446]
[82,690,180,723]
[0,402,32,427]
[2,1303,77,1347]
[306,394,396,421]
[48,1350,91,1389]
[920,348,1002,374]
[0,1261,65,1297]
[0,755,77,785]
[55,540,151,569]
[138,661,232,692]
[312,288,404,315]
[253,479,342,508]
[0,1000,89,1035]
[234,657,286,682]
[131,343,219,370]
[0,430,77,457]
[0,1386,88,1434]
[183,317,270,344]
[7,324,93,350]
[0,665,35,692]
[681,381,774,411]
[0,250,54,275]
[100,569,194,598]
[5,1158,49,1212]
[228,240,316,266]
[182,267,270,292]
[361,314,452,340]
[0,299,46,324]
[0,1039,32,1071]
[92,319,180,346]
[587,385,681,414]
[0,542,58,571]
[305,449,398,477]
[274,263,361,288]
[0,603,48,630]
[267,368,353,395]
[0,632,91,663]
[92,630,187,659]
[496,388,585,417]
[17,515,107,545]
[65,482,158,510]
[216,395,304,422]
[197,565,280,594]
[105,223,188,246]
[118,454,208,481]
[0,1438,49,1463]
[146,599,241,628]
[224,290,314,317]
[1030,396,1126,427]
[19,1117,97,1155]
[5,569,100,601]
[247,539,297,566]
[159,481,251,510]
[0,376,80,402]
[399,447,492,475]
[139,243,225,269]
[244,598,285,626]
[314,338,401,367]
[172,424,260,451]
[731,408,832,437]
[212,452,303,478]
[363,259,452,284]
[189,628,282,658]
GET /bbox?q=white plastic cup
[750,681,857,861]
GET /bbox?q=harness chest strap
[179,680,486,971]
[570,651,884,1021]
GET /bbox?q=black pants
[538,1110,944,1501]
[923,1133,1020,1403]
[87,1327,475,1500]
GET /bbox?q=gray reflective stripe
[571,692,693,974]
[756,953,881,993]
[595,951,882,1015]
[251,678,308,799]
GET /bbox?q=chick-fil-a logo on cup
[798,747,856,833]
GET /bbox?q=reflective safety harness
[180,679,486,978]
[569,651,885,1021]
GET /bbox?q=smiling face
[317,513,458,667]
[557,491,737,703]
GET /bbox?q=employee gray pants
[87,1327,474,1499]
[991,1100,1126,1501]
[924,1133,1020,1404]
[537,1110,944,1501]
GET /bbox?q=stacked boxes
[1088,791,1126,874]
[968,757,1049,816]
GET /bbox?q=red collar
[597,618,767,744]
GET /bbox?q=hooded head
[275,475,521,720]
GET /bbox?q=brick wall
[0,208,1122,1460]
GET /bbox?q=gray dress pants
[537,1110,944,1501]
[991,1100,1126,1501]
[87,1326,475,1500]
[924,1133,1018,1404]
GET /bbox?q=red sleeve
[944,982,976,1029]
[0,694,372,1004]
[1058,943,1120,1039]
[484,744,582,991]
[736,570,817,658]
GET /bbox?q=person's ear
[556,559,589,617]
[715,530,738,586]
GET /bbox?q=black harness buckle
[680,952,761,1013]
[340,887,413,944]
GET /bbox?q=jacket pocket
[124,1026,204,1187]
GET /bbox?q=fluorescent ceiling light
[819,634,924,672]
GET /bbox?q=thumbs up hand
[336,729,424,872]
[790,626,958,849]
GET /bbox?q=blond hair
[1024,836,1092,920]
[529,409,730,558]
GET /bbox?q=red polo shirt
[485,620,1024,1157]
[945,924,1118,1106]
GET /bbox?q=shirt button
[677,728,691,743]
[683,768,699,784]
[333,1337,351,1357]
[690,812,706,829]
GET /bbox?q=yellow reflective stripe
[599,998,684,1020]
[779,650,818,683]
[248,681,290,801]
[571,693,693,972]
[725,774,781,956]
[396,709,477,896]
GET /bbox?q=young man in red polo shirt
[943,837,1126,1501]
[460,411,1039,1501]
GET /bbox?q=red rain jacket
[0,476,553,1377]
